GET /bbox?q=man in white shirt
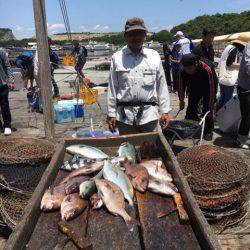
[174,31,194,55]
[107,18,171,135]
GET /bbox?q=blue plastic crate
[54,103,76,123]
[74,103,84,118]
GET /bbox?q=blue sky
[0,0,249,39]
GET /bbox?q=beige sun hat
[230,34,250,46]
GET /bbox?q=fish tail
[124,215,140,231]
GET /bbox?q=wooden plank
[136,191,201,250]
[87,206,141,250]
[157,132,221,250]
[33,0,55,140]
[5,143,65,250]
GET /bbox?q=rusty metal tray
[5,133,221,250]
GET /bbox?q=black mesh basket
[163,120,201,140]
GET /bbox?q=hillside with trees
[0,11,249,47]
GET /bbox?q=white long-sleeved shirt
[108,45,171,125]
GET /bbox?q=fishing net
[0,138,55,165]
[177,145,249,231]
[0,162,49,229]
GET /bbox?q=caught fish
[118,142,137,165]
[60,161,104,184]
[103,160,134,207]
[61,157,103,171]
[65,175,90,195]
[79,170,103,198]
[148,177,178,196]
[95,179,139,230]
[61,193,87,221]
[90,193,103,210]
[41,185,66,211]
[140,160,173,182]
[66,145,109,160]
[120,158,149,193]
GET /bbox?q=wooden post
[33,0,55,139]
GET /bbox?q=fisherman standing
[107,18,171,135]
[174,31,194,55]
[70,40,88,78]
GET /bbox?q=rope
[58,0,72,40]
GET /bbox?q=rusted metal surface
[87,206,141,250]
[5,133,221,250]
[136,190,201,250]
[0,138,55,165]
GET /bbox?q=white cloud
[47,23,65,34]
[78,25,89,32]
[93,24,110,32]
[13,25,35,39]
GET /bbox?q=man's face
[175,45,181,52]
[183,64,197,75]
[125,30,146,51]
[203,34,214,47]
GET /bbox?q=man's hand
[107,116,117,133]
[7,83,15,90]
[179,101,185,110]
[160,113,171,129]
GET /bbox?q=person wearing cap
[236,41,250,149]
[174,31,194,55]
[178,53,218,141]
[170,41,182,93]
[192,28,215,62]
[218,35,248,109]
[107,18,171,135]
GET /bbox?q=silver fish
[61,158,104,172]
[79,170,103,198]
[140,160,173,182]
[118,142,137,165]
[148,177,178,196]
[66,145,109,160]
[60,161,104,185]
[103,160,134,207]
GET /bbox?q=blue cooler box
[57,99,84,118]
[54,103,76,123]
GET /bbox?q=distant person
[178,53,218,141]
[107,17,171,135]
[192,28,215,62]
[162,42,172,92]
[34,37,60,98]
[70,40,88,78]
[174,31,194,55]
[236,41,250,149]
[170,41,182,93]
[218,35,248,109]
[15,51,35,89]
[0,49,15,135]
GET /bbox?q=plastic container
[57,99,84,118]
[80,88,99,105]
[54,103,76,123]
[62,56,76,67]
[216,95,241,133]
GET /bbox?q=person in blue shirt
[170,41,182,93]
